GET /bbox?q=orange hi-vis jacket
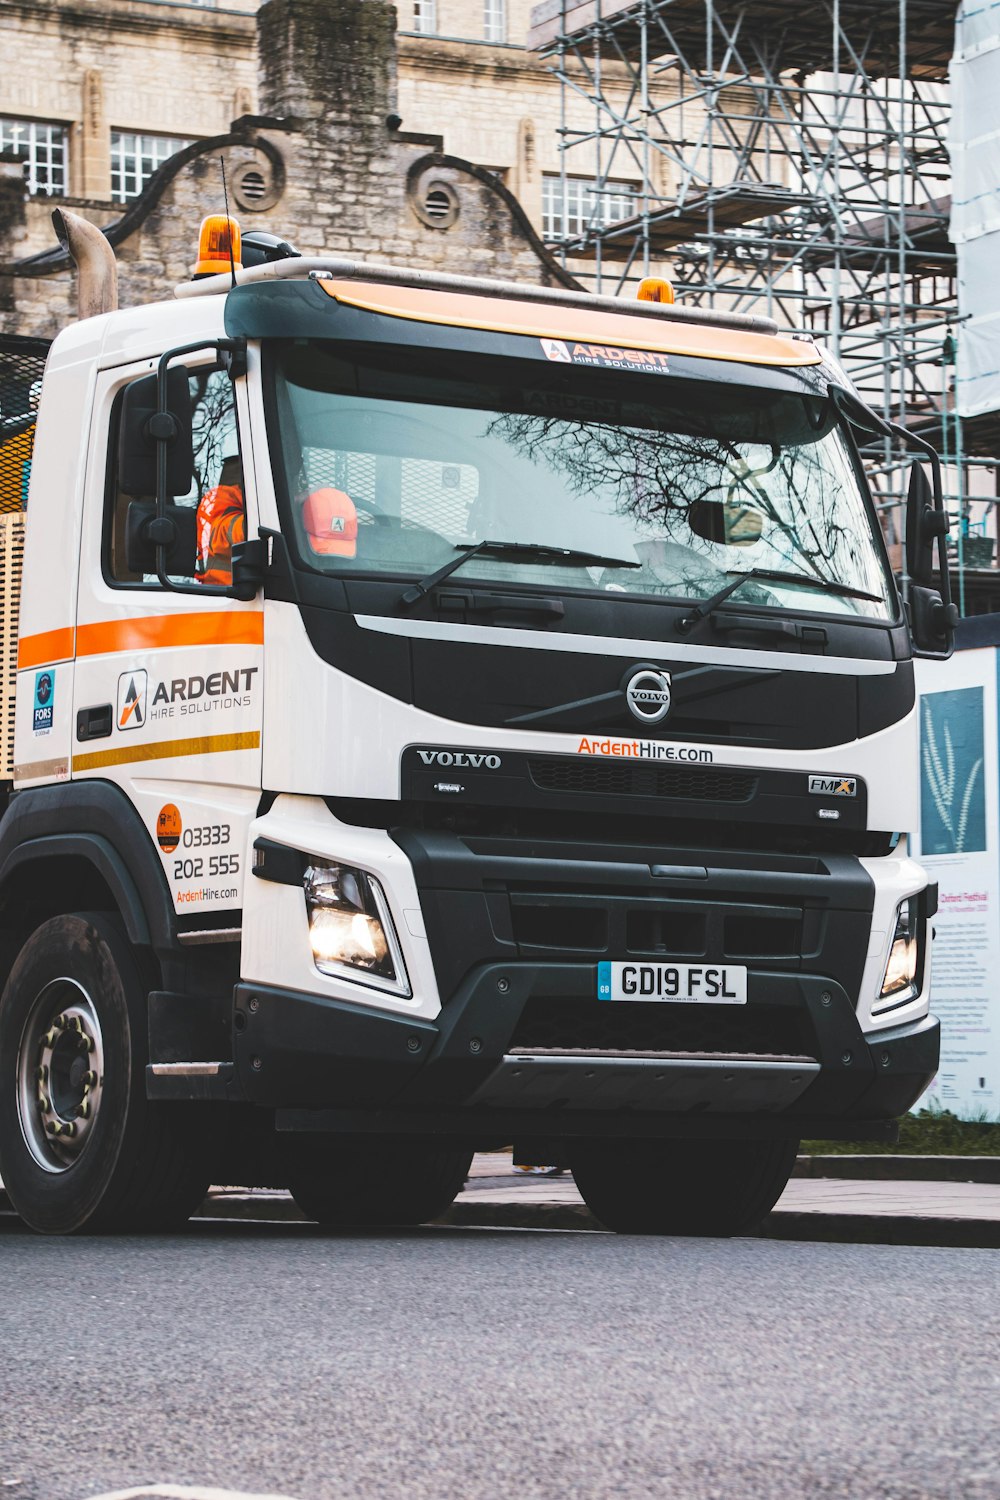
[195,483,246,585]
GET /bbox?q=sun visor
[312,277,822,368]
[224,278,828,394]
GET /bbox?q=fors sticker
[32,669,54,736]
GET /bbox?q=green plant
[805,1107,1000,1156]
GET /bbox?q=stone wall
[0,0,693,291]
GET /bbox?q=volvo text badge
[625,668,672,724]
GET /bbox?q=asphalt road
[1,1217,998,1500]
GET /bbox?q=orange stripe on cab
[75,611,264,657]
[18,626,75,670]
[18,611,264,669]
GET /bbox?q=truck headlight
[304,863,410,996]
[875,895,921,1011]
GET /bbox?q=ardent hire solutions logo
[117,670,147,731]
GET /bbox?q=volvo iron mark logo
[625,668,672,724]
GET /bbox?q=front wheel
[0,912,210,1235]
[287,1138,473,1227]
[570,1137,799,1236]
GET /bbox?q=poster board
[916,648,1000,1117]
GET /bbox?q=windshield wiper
[399,539,639,609]
[677,567,882,635]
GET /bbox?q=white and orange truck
[0,210,953,1235]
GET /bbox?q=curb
[439,1200,600,1232]
[446,1202,1000,1247]
[762,1210,1000,1249]
[194,1193,599,1233]
[794,1154,1000,1184]
[6,1182,1000,1248]
[192,1191,1000,1248]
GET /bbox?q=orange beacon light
[193,215,242,278]
[637,277,675,304]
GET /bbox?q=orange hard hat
[302,487,358,557]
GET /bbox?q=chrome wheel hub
[17,980,105,1172]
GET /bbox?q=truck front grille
[509,896,805,963]
[527,758,758,803]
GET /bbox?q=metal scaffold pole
[527,0,987,601]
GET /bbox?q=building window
[0,118,68,197]
[412,0,436,33]
[484,0,506,42]
[542,175,638,240]
[110,132,190,203]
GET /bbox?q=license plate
[597,961,748,1004]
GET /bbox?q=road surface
[1,1216,998,1500]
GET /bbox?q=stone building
[0,0,711,336]
[0,0,681,243]
[1,0,596,336]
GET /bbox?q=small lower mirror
[125,500,198,577]
[908,584,957,656]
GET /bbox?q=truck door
[73,355,263,926]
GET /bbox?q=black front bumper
[230,964,939,1142]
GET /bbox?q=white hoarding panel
[951,4,1000,417]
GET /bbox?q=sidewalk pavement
[5,1155,999,1245]
[198,1153,1000,1248]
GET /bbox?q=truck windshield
[269,341,895,621]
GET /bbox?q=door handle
[76,704,113,742]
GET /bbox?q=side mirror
[125,500,197,576]
[905,462,948,586]
[904,460,956,656]
[118,367,194,497]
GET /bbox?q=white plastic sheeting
[951,1,1000,417]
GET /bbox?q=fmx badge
[156,803,182,854]
[808,774,857,798]
[32,669,54,736]
[117,670,147,731]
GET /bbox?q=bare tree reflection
[488,411,875,598]
[189,369,237,501]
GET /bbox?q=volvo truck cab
[0,214,951,1235]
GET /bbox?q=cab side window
[106,367,245,587]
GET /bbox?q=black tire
[287,1138,474,1227]
[570,1137,799,1236]
[0,912,210,1235]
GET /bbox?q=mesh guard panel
[0,338,48,781]
[0,337,48,514]
[0,514,25,779]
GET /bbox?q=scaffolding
[528,0,1000,607]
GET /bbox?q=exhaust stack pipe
[51,208,118,319]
